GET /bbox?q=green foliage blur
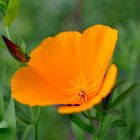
[0,0,140,140]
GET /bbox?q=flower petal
[58,64,117,114]
[81,25,118,87]
[11,67,73,106]
[28,32,82,91]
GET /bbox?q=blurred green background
[0,0,140,140]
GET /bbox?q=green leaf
[109,83,137,108]
[108,80,126,105]
[0,0,6,18]
[113,80,126,91]
[0,0,6,9]
[0,98,16,140]
[4,0,20,26]
[99,114,112,139]
[69,114,94,133]
[110,119,126,128]
[15,101,32,125]
[0,121,8,129]
[105,109,124,117]
[0,0,6,8]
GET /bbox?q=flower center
[78,90,87,104]
[62,73,99,105]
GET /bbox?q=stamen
[62,73,99,105]
[78,90,88,104]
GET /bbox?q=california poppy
[11,25,118,114]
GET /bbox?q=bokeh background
[0,0,140,140]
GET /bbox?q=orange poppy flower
[11,25,118,114]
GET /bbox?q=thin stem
[97,114,103,140]
[35,122,38,140]
[36,107,41,122]
[22,124,33,140]
[35,107,41,140]
[0,67,6,120]
[85,110,98,140]
[87,110,93,125]
[96,112,108,140]
[30,107,41,140]
[5,26,10,39]
[30,107,35,121]
[82,112,99,120]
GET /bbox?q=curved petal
[81,25,118,88]
[11,67,73,106]
[28,32,82,90]
[58,64,117,114]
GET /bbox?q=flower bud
[2,35,30,63]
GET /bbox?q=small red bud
[2,35,30,63]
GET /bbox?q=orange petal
[58,64,117,114]
[11,67,73,106]
[81,25,118,87]
[28,32,82,90]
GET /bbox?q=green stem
[97,117,103,140]
[87,110,93,125]
[5,26,10,39]
[36,107,41,122]
[86,110,98,140]
[30,107,41,140]
[22,124,33,140]
[97,112,108,140]
[0,67,6,121]
[35,107,41,140]
[30,107,35,121]
[35,122,38,140]
[82,112,99,120]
